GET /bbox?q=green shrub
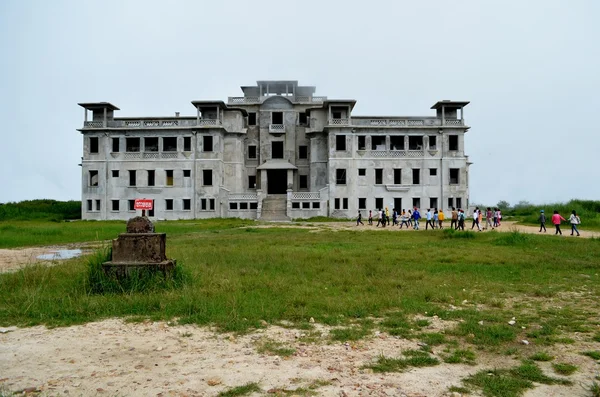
[0,200,81,221]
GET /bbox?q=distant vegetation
[0,200,81,222]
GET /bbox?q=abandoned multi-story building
[78,80,471,221]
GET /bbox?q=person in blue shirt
[413,207,421,230]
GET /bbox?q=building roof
[78,102,120,111]
[257,160,298,170]
[430,100,470,110]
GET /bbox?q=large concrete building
[78,80,471,221]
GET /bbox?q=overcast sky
[1,0,598,206]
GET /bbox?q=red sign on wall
[134,199,154,210]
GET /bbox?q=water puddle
[37,249,83,261]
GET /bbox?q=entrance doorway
[267,169,287,194]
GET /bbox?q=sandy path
[0,242,102,274]
[1,318,597,397]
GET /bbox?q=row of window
[335,197,464,211]
[335,168,460,185]
[86,198,216,213]
[89,136,213,154]
[247,112,308,126]
[89,169,213,187]
[335,135,459,151]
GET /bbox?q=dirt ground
[1,222,599,396]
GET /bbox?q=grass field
[1,219,600,396]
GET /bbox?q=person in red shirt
[551,210,566,235]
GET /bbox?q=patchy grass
[592,333,600,342]
[582,351,600,360]
[590,381,600,397]
[329,325,372,342]
[255,339,295,357]
[217,382,261,397]
[418,332,446,346]
[444,349,476,365]
[365,350,440,373]
[552,362,578,375]
[464,361,571,397]
[529,351,554,362]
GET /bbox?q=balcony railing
[84,121,103,128]
[228,96,260,104]
[350,118,464,127]
[356,150,424,158]
[269,124,285,133]
[291,192,320,200]
[227,96,327,104]
[82,118,212,129]
[229,193,258,201]
[329,118,350,125]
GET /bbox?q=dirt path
[1,318,597,397]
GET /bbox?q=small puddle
[37,249,83,261]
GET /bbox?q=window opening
[129,170,136,186]
[390,136,405,150]
[89,170,99,186]
[248,112,257,126]
[358,136,366,150]
[203,170,212,186]
[248,145,257,159]
[371,136,386,150]
[298,145,308,159]
[336,135,346,151]
[112,137,120,152]
[449,168,459,184]
[166,170,173,186]
[412,169,420,185]
[183,137,191,152]
[165,199,173,210]
[126,137,140,152]
[272,141,284,159]
[148,170,155,186]
[163,137,177,152]
[183,199,191,210]
[272,112,283,124]
[145,137,158,152]
[375,168,383,185]
[394,169,402,184]
[336,169,346,185]
[409,136,423,150]
[203,136,213,152]
[111,200,119,211]
[449,135,458,151]
[90,137,98,153]
[299,175,308,189]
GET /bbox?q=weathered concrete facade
[78,80,471,220]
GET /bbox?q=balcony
[350,118,464,127]
[82,118,218,129]
[329,118,350,126]
[228,96,260,104]
[269,124,285,133]
[356,150,424,158]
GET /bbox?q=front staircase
[260,195,290,221]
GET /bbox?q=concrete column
[328,106,332,123]
[385,135,390,150]
[348,105,352,123]
[261,169,267,193]
[84,109,87,122]
[366,135,372,151]
[404,135,408,151]
[442,107,445,126]
[103,108,107,128]
[196,107,200,124]
[287,169,293,190]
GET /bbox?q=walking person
[471,207,481,231]
[407,209,413,227]
[356,210,364,226]
[376,209,383,227]
[552,210,566,235]
[368,210,373,226]
[392,208,398,226]
[569,210,581,236]
[413,207,421,230]
[493,208,499,228]
[538,210,547,232]
[451,207,458,230]
[485,207,494,230]
[399,210,409,229]
[385,207,390,225]
[457,209,465,230]
[438,209,445,229]
[497,208,502,227]
[433,209,439,228]
[426,209,434,230]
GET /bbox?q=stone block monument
[102,216,176,276]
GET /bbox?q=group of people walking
[357,207,496,231]
[539,209,581,236]
[355,206,583,237]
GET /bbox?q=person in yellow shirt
[438,209,445,229]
